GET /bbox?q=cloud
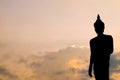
[110,53,120,69]
[0,44,120,80]
[30,46,90,80]
[53,70,65,75]
[0,66,17,79]
[38,47,120,80]
[110,53,120,79]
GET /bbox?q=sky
[0,0,120,80]
[0,0,120,52]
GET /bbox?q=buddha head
[94,14,105,35]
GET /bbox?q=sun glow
[67,59,86,70]
[68,59,80,69]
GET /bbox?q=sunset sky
[0,0,120,52]
[0,0,120,80]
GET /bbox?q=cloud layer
[0,45,120,80]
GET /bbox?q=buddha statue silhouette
[88,14,114,80]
